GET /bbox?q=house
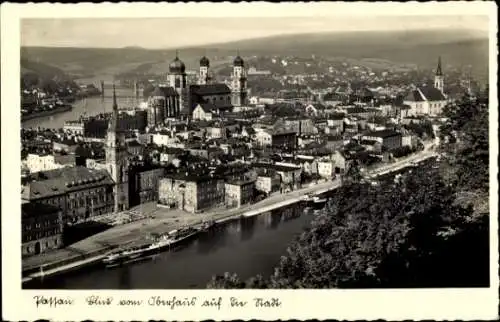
[224,177,256,208]
[331,150,350,173]
[205,124,227,139]
[253,162,302,192]
[281,118,317,135]
[254,129,297,151]
[22,202,64,257]
[317,158,336,179]
[158,172,225,213]
[322,92,343,106]
[159,147,185,164]
[192,102,219,121]
[128,163,165,207]
[255,170,281,195]
[327,114,345,133]
[21,166,115,224]
[305,103,327,116]
[127,140,144,156]
[25,153,75,174]
[361,129,402,151]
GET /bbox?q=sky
[21,16,489,49]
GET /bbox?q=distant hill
[21,59,71,80]
[21,29,489,81]
[204,29,488,69]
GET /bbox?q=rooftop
[22,166,114,200]
[363,129,401,139]
[22,202,61,218]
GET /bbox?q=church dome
[200,56,210,67]
[233,55,244,67]
[169,55,186,74]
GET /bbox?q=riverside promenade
[22,144,437,282]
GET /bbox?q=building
[21,166,115,224]
[254,129,297,151]
[230,54,248,107]
[225,177,256,208]
[128,163,165,208]
[145,53,244,125]
[255,170,281,195]
[404,57,448,116]
[25,153,75,173]
[317,158,336,179]
[22,202,64,257]
[158,172,225,213]
[361,129,402,151]
[105,85,130,212]
[331,150,350,173]
[192,102,219,121]
[253,163,302,192]
[189,84,232,112]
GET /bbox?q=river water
[25,204,315,289]
[22,87,139,130]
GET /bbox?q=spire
[436,56,443,76]
[112,83,118,111]
[175,49,179,59]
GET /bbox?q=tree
[440,94,489,192]
[206,161,487,289]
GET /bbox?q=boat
[312,196,327,204]
[103,243,158,265]
[168,227,199,246]
[311,196,328,210]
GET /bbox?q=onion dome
[200,56,210,67]
[169,54,186,74]
[233,55,244,67]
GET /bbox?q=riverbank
[22,179,341,284]
[21,105,72,122]
[22,146,437,285]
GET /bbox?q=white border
[1,2,498,320]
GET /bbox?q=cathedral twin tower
[166,51,248,109]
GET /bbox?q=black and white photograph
[1,2,498,321]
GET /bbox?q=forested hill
[21,59,79,90]
[204,29,488,69]
[21,29,488,80]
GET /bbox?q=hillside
[21,29,489,81]
[205,30,488,70]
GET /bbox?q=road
[23,141,439,271]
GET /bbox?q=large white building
[404,57,448,117]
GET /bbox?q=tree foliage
[206,93,489,290]
[440,93,489,192]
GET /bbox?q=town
[21,50,484,284]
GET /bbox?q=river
[25,203,315,289]
[21,87,139,130]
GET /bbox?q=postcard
[1,1,498,321]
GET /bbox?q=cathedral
[146,52,248,126]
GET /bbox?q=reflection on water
[26,203,313,289]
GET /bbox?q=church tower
[434,56,444,93]
[231,52,247,107]
[198,55,211,85]
[168,51,187,116]
[105,84,129,212]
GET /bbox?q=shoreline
[21,105,72,122]
[21,146,437,286]
[22,194,318,285]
